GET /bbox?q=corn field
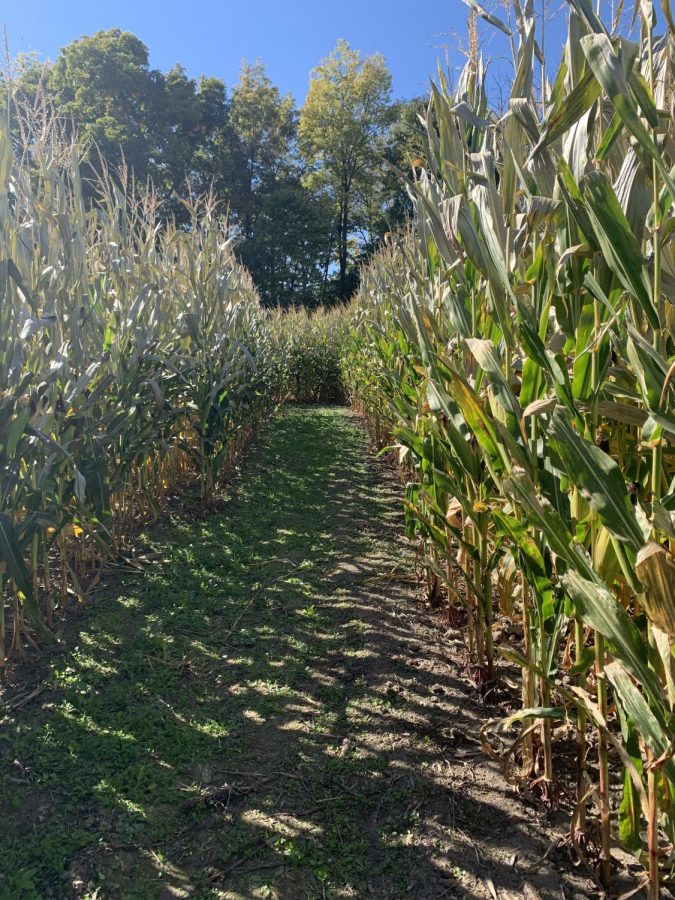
[276,306,348,404]
[0,101,306,666]
[342,1,675,894]
[6,1,675,893]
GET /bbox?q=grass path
[1,407,588,899]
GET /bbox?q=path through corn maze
[2,407,603,899]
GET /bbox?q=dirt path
[0,407,592,899]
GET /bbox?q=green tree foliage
[158,66,230,207]
[238,179,333,307]
[227,61,296,238]
[377,97,428,231]
[47,29,162,181]
[226,61,334,307]
[299,40,393,300]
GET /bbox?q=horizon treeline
[2,30,425,306]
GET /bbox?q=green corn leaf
[518,356,544,410]
[435,403,480,480]
[566,0,609,34]
[504,470,597,581]
[462,0,512,35]
[581,171,659,330]
[562,571,664,713]
[518,321,577,414]
[531,69,601,156]
[627,68,659,129]
[595,111,623,160]
[557,159,600,252]
[626,326,670,413]
[548,407,644,550]
[466,338,523,422]
[450,102,491,128]
[445,371,504,473]
[605,661,675,783]
[581,32,675,207]
[493,510,555,622]
[0,513,52,642]
[615,710,645,854]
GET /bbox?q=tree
[47,29,162,182]
[299,40,392,300]
[359,96,428,255]
[225,61,333,306]
[228,61,296,239]
[238,178,332,307]
[159,64,204,194]
[189,75,234,197]
[156,68,230,220]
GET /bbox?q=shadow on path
[0,407,591,899]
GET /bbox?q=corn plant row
[341,2,675,893]
[272,306,348,404]
[0,107,302,667]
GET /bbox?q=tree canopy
[299,40,393,300]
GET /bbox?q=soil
[0,407,632,898]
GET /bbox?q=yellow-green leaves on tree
[299,40,392,300]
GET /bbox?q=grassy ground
[0,407,590,899]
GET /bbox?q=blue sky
[0,1,636,104]
[0,0,561,102]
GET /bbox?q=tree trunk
[319,231,334,305]
[338,192,349,300]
